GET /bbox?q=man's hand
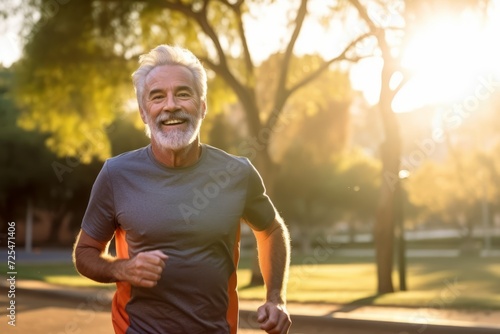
[114,250,168,288]
[257,301,291,334]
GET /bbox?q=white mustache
[155,112,194,126]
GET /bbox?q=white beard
[146,111,202,151]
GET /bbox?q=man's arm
[73,229,167,288]
[252,216,292,334]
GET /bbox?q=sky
[242,0,500,112]
[1,0,500,113]
[0,15,22,68]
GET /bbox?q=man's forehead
[145,65,195,88]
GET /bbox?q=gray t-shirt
[81,144,276,334]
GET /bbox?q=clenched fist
[114,250,168,288]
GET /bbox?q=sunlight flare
[393,7,500,113]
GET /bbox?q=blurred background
[1,0,499,295]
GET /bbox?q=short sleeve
[242,161,277,231]
[81,162,117,242]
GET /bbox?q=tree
[271,65,354,250]
[14,0,494,290]
[407,86,500,244]
[13,0,136,163]
[14,0,371,283]
[0,66,90,244]
[14,0,370,173]
[347,0,493,293]
[276,144,380,252]
[345,0,406,293]
[0,67,53,223]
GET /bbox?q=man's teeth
[162,119,184,125]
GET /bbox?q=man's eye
[152,95,164,100]
[177,92,191,98]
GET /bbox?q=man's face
[141,64,206,151]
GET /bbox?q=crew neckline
[146,144,207,171]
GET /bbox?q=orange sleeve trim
[226,224,241,334]
[112,228,131,334]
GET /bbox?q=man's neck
[151,138,202,168]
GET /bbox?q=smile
[161,119,186,126]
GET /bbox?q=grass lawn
[239,255,500,310]
[2,253,500,310]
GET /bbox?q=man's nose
[162,94,179,112]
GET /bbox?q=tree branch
[230,2,255,82]
[286,32,372,100]
[267,0,308,129]
[349,0,406,108]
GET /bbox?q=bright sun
[392,5,500,113]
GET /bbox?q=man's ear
[139,105,148,124]
[201,100,207,119]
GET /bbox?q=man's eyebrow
[148,88,164,97]
[176,85,195,93]
[147,85,195,96]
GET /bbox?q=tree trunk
[348,0,403,294]
[374,58,402,294]
[374,140,399,293]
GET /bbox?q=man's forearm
[255,217,291,304]
[73,229,167,288]
[73,234,124,283]
[73,229,132,284]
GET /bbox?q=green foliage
[107,112,150,156]
[0,68,54,188]
[0,66,150,237]
[407,149,500,227]
[406,85,500,230]
[276,145,380,226]
[10,0,377,238]
[0,67,61,221]
[14,0,136,162]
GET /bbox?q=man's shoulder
[203,144,251,169]
[105,146,150,169]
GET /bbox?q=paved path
[1,280,499,334]
[3,248,500,333]
[3,287,499,334]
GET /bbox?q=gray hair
[132,45,207,110]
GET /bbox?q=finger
[260,318,278,332]
[140,268,163,281]
[136,277,158,288]
[136,253,168,271]
[133,265,163,287]
[143,251,169,268]
[259,309,280,331]
[148,250,169,261]
[260,308,291,334]
[256,304,269,323]
[128,254,166,285]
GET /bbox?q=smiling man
[73,44,291,334]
